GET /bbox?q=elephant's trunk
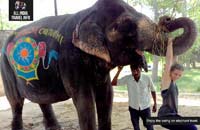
[152,16,197,56]
[148,17,197,56]
[167,17,197,55]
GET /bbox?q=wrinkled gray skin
[0,0,197,130]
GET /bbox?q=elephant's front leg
[72,89,97,130]
[95,83,113,130]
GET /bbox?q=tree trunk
[152,55,159,82]
[151,0,159,82]
[173,56,178,62]
[186,61,190,69]
[0,9,3,30]
[182,0,187,17]
[192,61,196,69]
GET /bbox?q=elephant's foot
[12,122,23,130]
[12,124,23,130]
[44,119,62,130]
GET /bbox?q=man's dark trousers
[129,107,154,130]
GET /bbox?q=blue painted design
[8,37,39,81]
[1,47,5,54]
[16,69,37,80]
[48,50,58,65]
[13,42,34,66]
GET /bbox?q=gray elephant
[0,0,197,130]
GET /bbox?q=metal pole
[54,0,58,16]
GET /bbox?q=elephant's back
[0,14,76,91]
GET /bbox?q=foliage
[144,52,153,63]
[0,9,19,30]
[176,69,200,92]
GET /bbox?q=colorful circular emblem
[9,37,39,81]
[13,42,35,66]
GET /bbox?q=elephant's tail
[0,52,22,102]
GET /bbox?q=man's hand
[152,103,157,113]
[111,66,124,86]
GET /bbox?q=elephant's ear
[72,22,111,63]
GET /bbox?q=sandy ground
[0,92,200,130]
[0,67,199,130]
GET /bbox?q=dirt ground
[0,92,200,130]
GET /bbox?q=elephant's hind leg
[1,54,25,130]
[10,100,24,130]
[39,104,61,130]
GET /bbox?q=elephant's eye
[113,23,118,30]
[166,18,171,21]
[118,19,136,35]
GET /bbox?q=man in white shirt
[112,64,157,130]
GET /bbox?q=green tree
[0,9,18,30]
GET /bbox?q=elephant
[0,0,197,130]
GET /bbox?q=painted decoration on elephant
[42,50,58,69]
[7,37,59,81]
[7,37,40,81]
[38,28,64,44]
